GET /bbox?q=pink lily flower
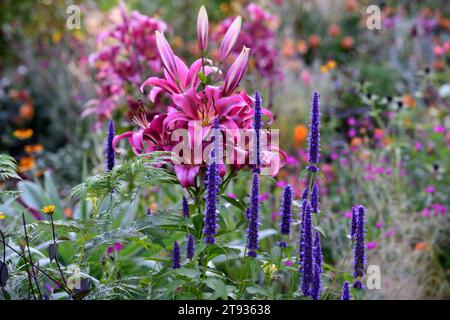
[223,46,250,96]
[140,57,217,103]
[155,31,180,82]
[197,5,209,52]
[219,16,242,61]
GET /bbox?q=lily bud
[155,31,179,81]
[197,5,209,52]
[219,16,242,61]
[223,46,250,96]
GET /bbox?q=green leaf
[205,277,227,300]
[313,225,327,239]
[246,286,271,297]
[175,267,200,279]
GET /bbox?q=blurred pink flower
[284,260,294,267]
[366,242,377,250]
[421,207,431,217]
[301,70,310,86]
[433,45,445,56]
[276,180,287,188]
[343,211,352,219]
[414,141,423,151]
[259,193,269,202]
[433,125,446,134]
[425,185,435,193]
[375,221,384,229]
[383,229,395,238]
[84,4,167,119]
[285,156,298,166]
[431,203,447,215]
[347,117,356,126]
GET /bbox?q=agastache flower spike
[203,118,220,244]
[155,31,179,82]
[182,196,190,218]
[247,171,260,257]
[311,183,319,213]
[187,234,195,260]
[341,281,351,300]
[307,91,320,172]
[301,202,313,296]
[223,46,250,96]
[350,206,358,239]
[219,16,242,61]
[301,186,309,201]
[253,91,262,170]
[197,5,209,52]
[353,205,366,289]
[279,185,293,247]
[105,119,115,172]
[311,232,323,300]
[172,241,181,269]
[299,199,307,263]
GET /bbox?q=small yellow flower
[326,59,337,69]
[41,205,56,215]
[0,212,6,220]
[320,65,329,73]
[13,128,34,140]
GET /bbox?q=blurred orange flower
[341,36,354,50]
[402,95,416,108]
[383,137,393,146]
[296,40,308,55]
[345,0,358,12]
[328,24,341,37]
[294,125,308,146]
[13,128,33,140]
[18,156,35,172]
[64,208,73,219]
[415,242,428,251]
[24,144,43,154]
[19,103,34,120]
[308,34,321,49]
[432,60,445,71]
[350,137,362,147]
[282,39,296,58]
[149,202,158,212]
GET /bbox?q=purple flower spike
[311,183,319,213]
[307,91,321,168]
[311,232,322,300]
[172,241,181,269]
[187,234,195,260]
[301,202,313,296]
[203,118,220,244]
[280,185,293,236]
[350,207,358,239]
[299,200,307,263]
[105,119,115,172]
[353,205,366,288]
[247,172,260,257]
[182,196,190,218]
[253,91,262,170]
[341,281,351,300]
[301,186,309,201]
[279,241,288,248]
